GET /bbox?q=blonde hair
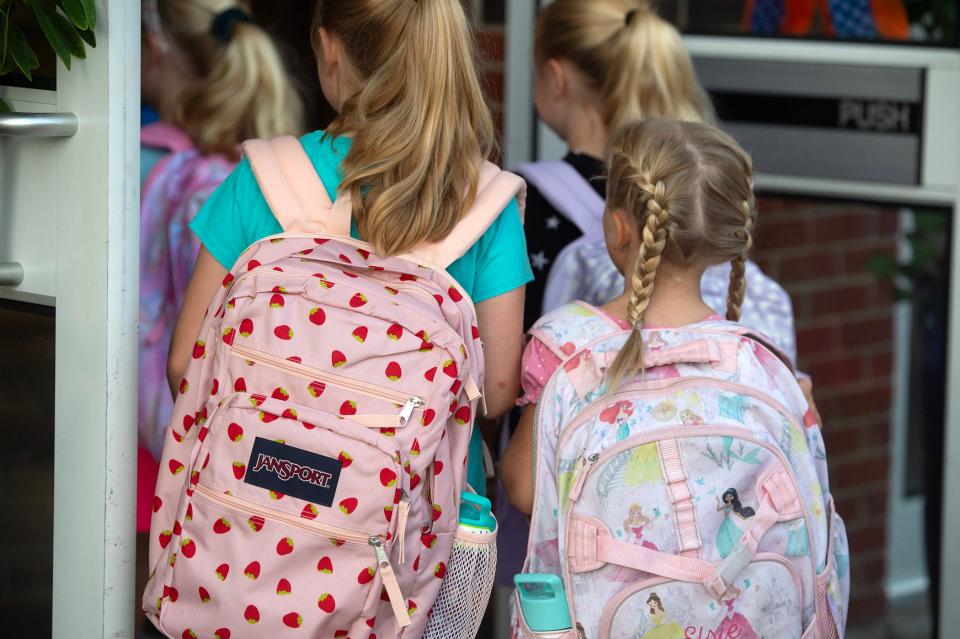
[156,0,303,157]
[604,119,756,389]
[535,0,713,132]
[313,0,496,256]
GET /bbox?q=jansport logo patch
[244,437,341,507]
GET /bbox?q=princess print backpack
[514,304,850,639]
[144,136,524,639]
[515,161,798,363]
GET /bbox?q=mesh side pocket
[423,525,497,639]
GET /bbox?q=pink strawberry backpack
[144,136,524,638]
[514,304,850,639]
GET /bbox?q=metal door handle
[0,263,24,286]
[0,112,78,137]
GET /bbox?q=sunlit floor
[847,593,933,639]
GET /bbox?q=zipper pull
[396,492,410,565]
[398,397,424,426]
[369,536,412,627]
[568,453,599,502]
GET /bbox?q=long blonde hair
[313,0,496,256]
[604,119,756,389]
[154,0,303,157]
[535,0,713,132]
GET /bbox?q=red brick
[812,286,868,315]
[840,317,892,347]
[755,219,810,249]
[778,252,840,284]
[833,455,889,488]
[483,70,504,104]
[814,212,875,242]
[836,388,890,419]
[871,352,892,378]
[806,356,866,387]
[476,30,504,63]
[797,324,838,355]
[844,245,895,275]
[848,591,887,624]
[877,210,899,233]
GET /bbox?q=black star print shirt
[523,152,606,330]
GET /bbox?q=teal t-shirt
[190,131,532,495]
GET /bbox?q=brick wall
[752,198,898,622]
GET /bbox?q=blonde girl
[167,0,532,496]
[503,119,758,513]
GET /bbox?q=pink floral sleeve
[518,337,563,407]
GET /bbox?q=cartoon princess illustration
[639,593,684,639]
[714,586,758,639]
[624,504,659,550]
[786,518,809,557]
[679,409,705,426]
[716,488,756,558]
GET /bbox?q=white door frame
[504,3,960,633]
[1,1,141,635]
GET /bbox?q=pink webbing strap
[411,162,526,269]
[658,439,701,557]
[243,138,309,232]
[597,340,738,374]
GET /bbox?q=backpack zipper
[231,344,425,425]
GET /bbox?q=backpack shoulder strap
[515,160,604,236]
[141,122,195,153]
[412,161,526,269]
[242,136,350,236]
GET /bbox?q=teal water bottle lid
[458,492,495,531]
[514,573,572,632]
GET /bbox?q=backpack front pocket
[155,394,411,637]
[597,556,803,639]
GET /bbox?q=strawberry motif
[198,586,211,603]
[442,359,458,378]
[182,630,197,639]
[158,530,172,549]
[168,459,184,475]
[450,379,462,395]
[239,318,254,337]
[409,473,421,491]
[214,563,230,581]
[317,556,333,574]
[385,361,402,381]
[274,325,294,340]
[244,561,261,580]
[317,593,336,613]
[277,578,292,595]
[340,400,357,416]
[331,350,347,367]
[222,272,234,288]
[282,407,298,420]
[358,566,376,584]
[448,286,463,302]
[178,378,189,394]
[227,423,243,442]
[210,378,219,395]
[434,562,446,579]
[412,555,421,571]
[407,600,418,617]
[244,604,260,624]
[471,325,480,339]
[259,411,279,423]
[308,381,325,398]
[309,306,326,326]
[357,248,371,260]
[232,462,246,480]
[249,394,266,407]
[420,532,438,548]
[270,293,285,309]
[272,386,290,401]
[222,327,236,345]
[282,612,303,629]
[213,630,230,639]
[410,439,421,456]
[338,451,353,468]
[342,270,359,279]
[338,253,352,264]
[152,496,162,512]
[234,377,247,392]
[399,273,417,281]
[380,427,396,437]
[277,537,294,555]
[384,506,394,522]
[352,326,368,342]
[379,468,398,488]
[385,286,399,295]
[301,504,319,520]
[433,293,444,306]
[455,405,471,425]
[180,538,196,559]
[315,277,334,289]
[421,409,436,427]
[339,497,358,515]
[434,460,444,475]
[386,323,403,340]
[349,293,368,308]
[213,517,231,534]
[248,516,265,532]
[246,259,261,271]
[269,490,285,501]
[424,367,437,382]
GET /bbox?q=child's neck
[564,106,608,160]
[603,264,716,328]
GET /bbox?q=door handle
[0,112,78,137]
[0,262,24,286]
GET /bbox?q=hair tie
[625,9,638,26]
[211,7,251,44]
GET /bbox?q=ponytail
[316,0,495,257]
[158,1,303,158]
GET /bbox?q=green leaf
[80,0,95,30]
[29,2,86,70]
[866,254,898,279]
[59,0,89,30]
[77,26,94,48]
[0,98,11,114]
[7,23,39,80]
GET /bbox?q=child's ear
[545,58,567,99]
[315,26,340,69]
[609,208,634,251]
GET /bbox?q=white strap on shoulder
[242,136,350,236]
[411,161,526,269]
[515,160,604,236]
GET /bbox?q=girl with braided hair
[503,118,761,514]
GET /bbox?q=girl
[167,0,532,496]
[716,488,757,558]
[137,0,302,620]
[502,118,763,514]
[518,0,797,366]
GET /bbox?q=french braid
[726,196,755,321]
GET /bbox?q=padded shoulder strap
[412,162,526,269]
[515,160,604,236]
[242,136,350,235]
[141,122,194,153]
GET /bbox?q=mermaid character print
[624,504,659,550]
[716,488,756,558]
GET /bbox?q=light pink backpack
[514,304,850,639]
[144,136,524,638]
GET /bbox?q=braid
[726,197,754,321]
[607,177,670,390]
